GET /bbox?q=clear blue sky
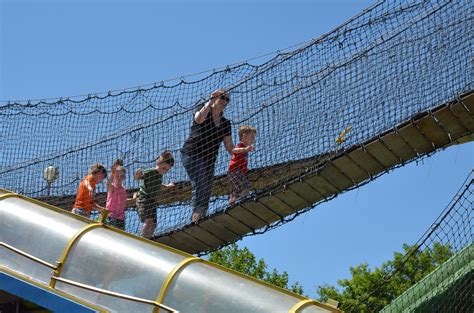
[1,0,472,298]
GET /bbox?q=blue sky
[1,0,472,298]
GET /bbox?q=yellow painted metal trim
[1,187,191,259]
[0,193,19,201]
[52,276,178,312]
[0,265,109,312]
[1,188,330,310]
[0,188,92,223]
[289,299,341,313]
[50,223,103,288]
[153,257,202,313]
[206,259,308,300]
[103,223,192,258]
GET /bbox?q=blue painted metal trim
[0,272,99,313]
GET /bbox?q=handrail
[0,241,57,270]
[0,265,109,313]
[51,276,178,313]
[1,241,178,312]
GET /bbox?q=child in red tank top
[228,125,257,206]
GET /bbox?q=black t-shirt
[181,104,232,162]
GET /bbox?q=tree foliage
[317,242,453,311]
[208,243,304,295]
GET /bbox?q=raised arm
[106,174,114,192]
[194,101,212,124]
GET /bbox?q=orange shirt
[73,174,96,215]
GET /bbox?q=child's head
[112,159,123,168]
[114,165,126,183]
[238,125,257,146]
[156,150,175,174]
[111,159,124,175]
[89,163,107,183]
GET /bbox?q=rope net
[357,171,472,312]
[0,0,472,240]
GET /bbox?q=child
[105,159,123,196]
[228,125,257,206]
[72,163,107,217]
[106,164,135,230]
[134,150,175,239]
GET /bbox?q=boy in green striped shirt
[134,151,175,239]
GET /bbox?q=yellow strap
[335,125,352,143]
[153,257,202,313]
[50,223,103,288]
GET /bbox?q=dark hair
[112,159,124,168]
[157,150,175,167]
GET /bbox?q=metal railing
[0,242,179,313]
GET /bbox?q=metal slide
[0,189,340,313]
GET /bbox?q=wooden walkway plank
[239,200,282,226]
[381,131,418,162]
[397,123,433,154]
[227,204,269,230]
[331,154,370,183]
[415,114,451,148]
[364,139,399,169]
[304,174,340,198]
[210,213,254,235]
[198,218,240,243]
[289,181,323,205]
[345,147,385,177]
[183,224,227,249]
[257,193,298,217]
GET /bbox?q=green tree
[208,243,304,295]
[317,242,453,312]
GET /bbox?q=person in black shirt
[181,89,234,223]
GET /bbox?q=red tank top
[228,143,248,174]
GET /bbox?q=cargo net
[0,0,472,240]
[346,171,472,312]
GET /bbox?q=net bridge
[0,0,472,255]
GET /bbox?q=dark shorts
[107,217,125,231]
[228,171,251,196]
[137,198,157,223]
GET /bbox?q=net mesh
[368,171,472,312]
[0,0,472,241]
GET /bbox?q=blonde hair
[238,125,257,140]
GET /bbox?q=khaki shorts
[137,198,157,223]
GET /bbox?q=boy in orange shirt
[72,163,107,217]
